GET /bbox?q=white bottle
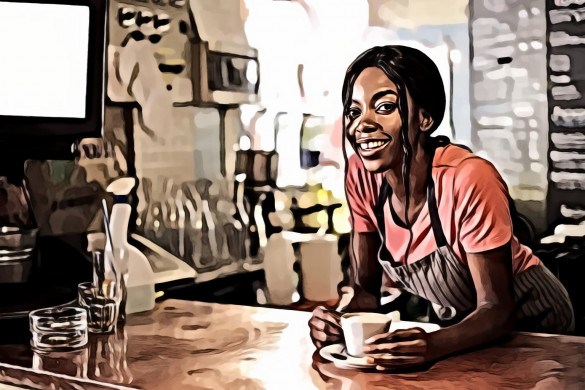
[300,234,343,302]
[107,178,155,314]
[263,232,297,305]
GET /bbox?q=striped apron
[374,159,575,334]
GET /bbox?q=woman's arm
[346,230,384,311]
[365,243,515,369]
[309,231,383,347]
[427,243,515,359]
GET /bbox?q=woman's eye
[346,108,361,120]
[376,102,396,113]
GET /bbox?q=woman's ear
[419,110,434,132]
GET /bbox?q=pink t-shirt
[346,144,540,274]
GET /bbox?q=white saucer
[319,320,441,370]
[319,343,375,369]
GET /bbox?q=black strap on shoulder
[374,137,454,264]
[375,179,395,263]
[426,155,448,248]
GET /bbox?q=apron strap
[374,140,449,265]
[426,145,448,248]
[375,179,396,264]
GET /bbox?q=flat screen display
[0,2,90,119]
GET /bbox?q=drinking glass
[78,282,120,334]
[29,307,88,351]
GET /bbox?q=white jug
[299,235,342,302]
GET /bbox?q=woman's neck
[384,140,433,202]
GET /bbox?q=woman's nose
[347,111,376,137]
[355,117,377,134]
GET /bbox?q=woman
[309,45,574,370]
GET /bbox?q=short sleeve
[454,158,513,253]
[345,155,377,232]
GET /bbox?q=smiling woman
[308,45,574,372]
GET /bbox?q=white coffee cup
[340,312,392,357]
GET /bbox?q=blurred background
[2,0,585,332]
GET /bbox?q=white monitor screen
[0,2,90,119]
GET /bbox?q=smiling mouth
[357,139,390,156]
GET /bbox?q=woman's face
[345,67,419,173]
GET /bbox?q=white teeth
[359,140,387,151]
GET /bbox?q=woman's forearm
[339,285,380,312]
[428,303,514,361]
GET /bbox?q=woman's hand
[363,327,438,370]
[309,306,343,349]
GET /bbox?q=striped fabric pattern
[373,144,575,333]
[381,245,475,314]
[513,263,575,333]
[380,245,575,333]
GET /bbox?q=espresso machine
[107,0,262,275]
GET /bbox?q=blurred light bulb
[449,49,462,64]
[240,135,251,151]
[246,60,259,84]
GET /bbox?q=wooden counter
[1,299,584,389]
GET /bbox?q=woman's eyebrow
[372,89,398,101]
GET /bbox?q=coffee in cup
[340,312,391,357]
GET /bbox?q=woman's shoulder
[433,143,482,168]
[434,143,505,187]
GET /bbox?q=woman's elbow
[478,300,515,335]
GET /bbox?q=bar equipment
[32,348,89,378]
[299,235,343,302]
[87,328,133,384]
[87,232,106,289]
[0,226,38,284]
[107,0,260,279]
[29,307,88,351]
[0,0,107,324]
[78,282,120,334]
[193,179,219,270]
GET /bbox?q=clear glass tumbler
[29,307,88,351]
[78,281,120,334]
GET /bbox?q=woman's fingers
[363,339,426,355]
[310,327,342,347]
[311,318,342,335]
[313,306,342,326]
[365,332,392,345]
[364,328,429,369]
[311,328,329,343]
[309,306,343,348]
[365,328,424,344]
[367,354,425,368]
[309,306,342,334]
[310,323,342,341]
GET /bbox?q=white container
[263,232,297,305]
[299,235,343,302]
[108,178,155,315]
